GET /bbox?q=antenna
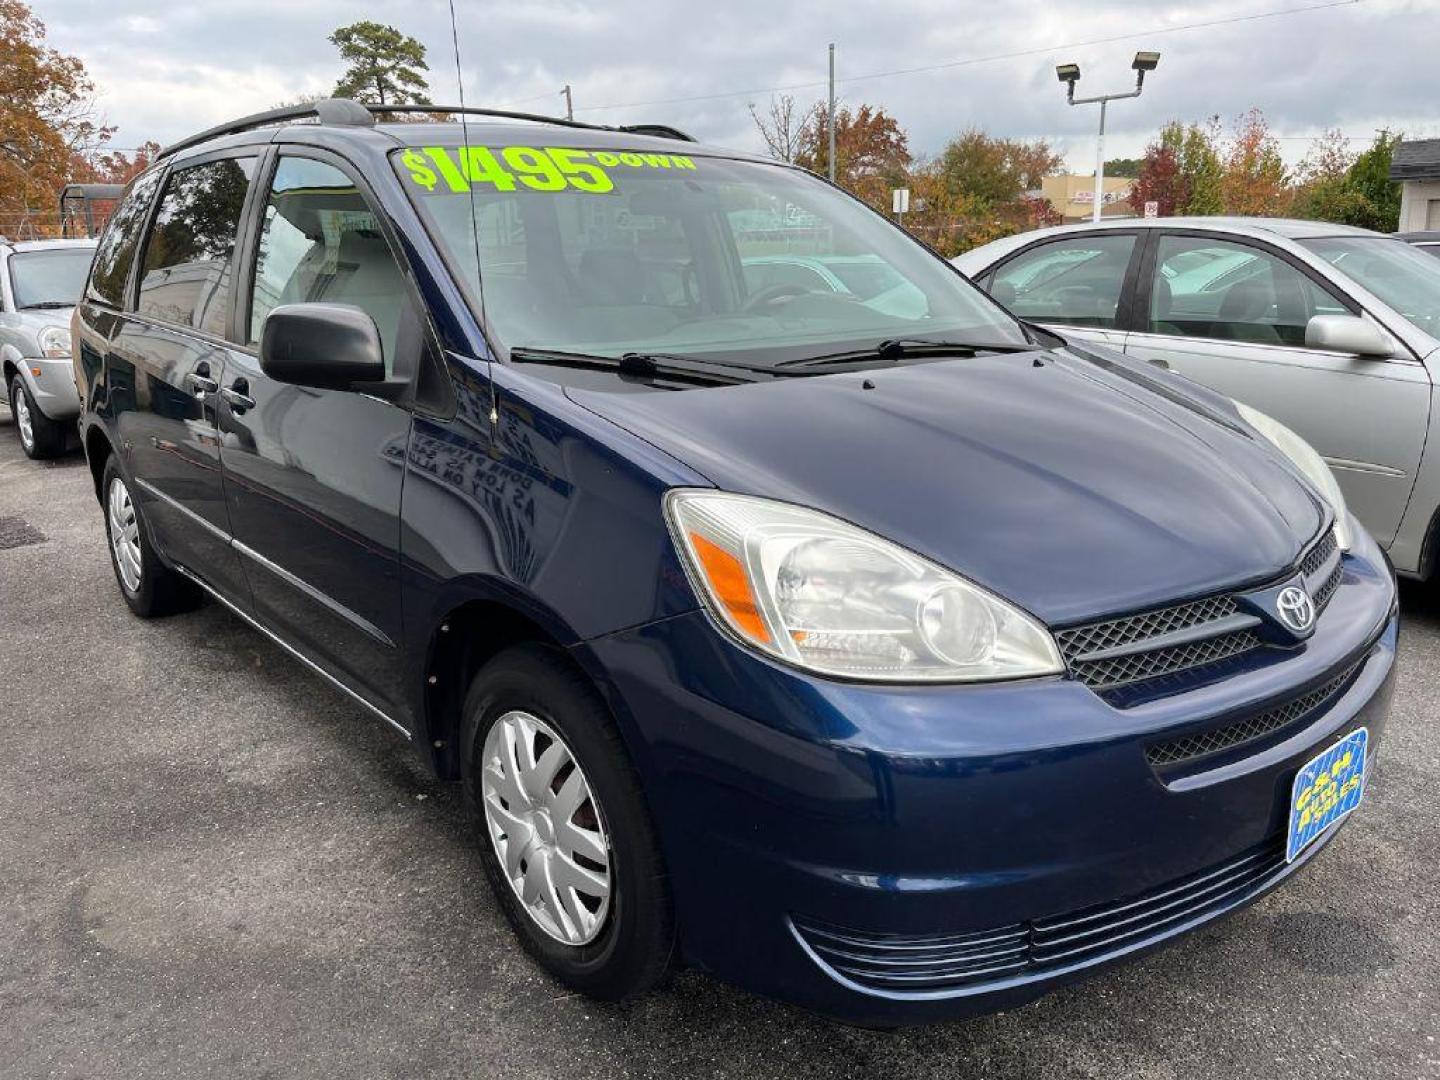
[447,0,497,424]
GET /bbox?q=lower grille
[795,839,1294,995]
[792,921,1029,991]
[1146,660,1362,768]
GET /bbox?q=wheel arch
[84,423,115,502]
[420,591,630,781]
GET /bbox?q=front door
[1124,232,1429,549]
[117,154,258,603]
[217,153,413,716]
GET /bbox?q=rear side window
[137,157,256,336]
[87,170,164,308]
[990,235,1137,328]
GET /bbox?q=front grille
[1057,528,1341,693]
[796,839,1293,995]
[1313,560,1343,613]
[1055,594,1261,691]
[1300,528,1338,579]
[1145,659,1362,768]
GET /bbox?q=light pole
[1056,52,1159,223]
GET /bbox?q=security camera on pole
[1056,52,1160,223]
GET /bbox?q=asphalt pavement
[0,417,1436,1080]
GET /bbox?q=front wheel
[462,644,676,1000]
[8,374,67,459]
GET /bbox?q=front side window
[988,235,1136,328]
[394,144,1025,368]
[1150,235,1344,347]
[87,169,164,309]
[8,248,95,309]
[137,157,256,336]
[1299,236,1440,338]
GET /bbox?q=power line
[573,0,1364,113]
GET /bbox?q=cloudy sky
[35,0,1440,170]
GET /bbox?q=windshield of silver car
[9,248,94,310]
[1300,237,1440,338]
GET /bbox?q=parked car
[74,101,1396,1027]
[1,237,95,458]
[1397,230,1440,258]
[955,218,1440,581]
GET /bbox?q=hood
[2,307,74,338]
[566,347,1325,626]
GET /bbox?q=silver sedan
[954,217,1440,580]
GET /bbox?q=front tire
[8,374,67,459]
[462,644,676,1000]
[101,456,201,617]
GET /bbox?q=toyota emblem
[1276,586,1316,633]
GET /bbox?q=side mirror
[1304,314,1394,359]
[259,303,385,391]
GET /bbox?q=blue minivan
[72,100,1397,1026]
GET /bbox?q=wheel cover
[13,385,33,451]
[107,477,143,593]
[480,710,612,945]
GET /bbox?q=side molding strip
[173,564,412,741]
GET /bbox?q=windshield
[1299,236,1440,338]
[394,143,1028,367]
[8,248,94,309]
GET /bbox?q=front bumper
[582,531,1398,1026]
[17,356,80,420]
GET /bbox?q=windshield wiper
[19,301,74,310]
[776,337,1036,371]
[509,346,766,385]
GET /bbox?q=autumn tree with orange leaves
[1221,108,1288,215]
[0,1,123,236]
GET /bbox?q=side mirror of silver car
[1305,314,1394,359]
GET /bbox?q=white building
[1391,139,1440,232]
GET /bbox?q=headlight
[37,326,71,359]
[1234,400,1351,551]
[665,490,1063,682]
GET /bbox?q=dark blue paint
[72,119,1399,1026]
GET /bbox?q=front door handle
[220,379,255,411]
[186,370,219,396]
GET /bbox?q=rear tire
[9,374,67,459]
[101,456,201,618]
[462,643,676,1000]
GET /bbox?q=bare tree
[748,94,818,163]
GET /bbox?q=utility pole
[827,43,836,184]
[562,84,574,121]
[1056,52,1160,222]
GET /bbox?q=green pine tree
[329,21,433,106]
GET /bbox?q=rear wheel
[101,456,201,617]
[8,374,66,459]
[462,644,676,1000]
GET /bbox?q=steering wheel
[741,283,810,313]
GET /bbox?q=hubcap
[480,710,611,945]
[13,385,33,451]
[107,477,143,593]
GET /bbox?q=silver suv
[1,238,96,458]
[955,218,1440,581]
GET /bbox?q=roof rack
[158,97,695,161]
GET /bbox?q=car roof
[1397,231,1440,243]
[161,115,772,174]
[0,238,98,254]
[1000,216,1385,243]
